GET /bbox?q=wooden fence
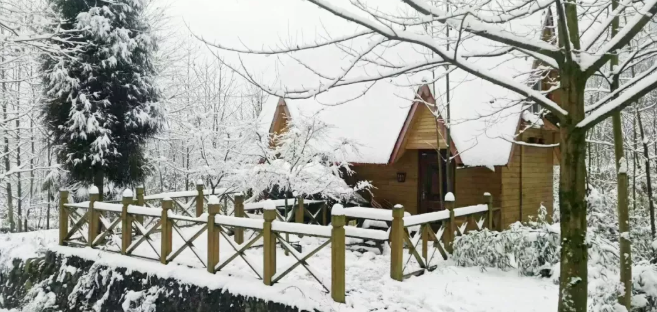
[58,188,500,303]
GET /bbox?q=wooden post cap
[162,197,172,209]
[331,204,345,216]
[122,189,133,199]
[208,195,221,215]
[332,213,346,227]
[392,204,404,218]
[121,192,133,206]
[263,200,277,221]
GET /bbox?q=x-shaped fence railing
[59,188,500,304]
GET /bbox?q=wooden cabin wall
[405,105,447,150]
[454,167,502,209]
[352,150,420,214]
[500,128,555,228]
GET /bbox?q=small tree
[42,0,161,197]
[244,112,370,202]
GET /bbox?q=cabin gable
[405,104,447,150]
[269,98,291,137]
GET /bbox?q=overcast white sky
[166,0,355,50]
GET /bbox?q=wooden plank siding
[352,126,555,230]
[500,128,555,227]
[404,104,447,150]
[352,150,420,214]
[454,167,502,209]
[352,151,504,216]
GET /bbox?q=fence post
[196,180,204,217]
[422,225,428,261]
[88,186,100,248]
[322,201,328,225]
[121,190,133,255]
[484,192,493,230]
[331,204,346,303]
[207,196,220,274]
[234,194,244,244]
[390,204,404,281]
[296,196,304,223]
[444,193,455,253]
[59,190,69,246]
[263,200,277,285]
[135,186,145,224]
[161,198,173,264]
[484,192,494,231]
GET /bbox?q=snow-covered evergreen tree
[41,0,161,196]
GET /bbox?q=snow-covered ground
[0,229,557,312]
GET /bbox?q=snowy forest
[3,0,657,311]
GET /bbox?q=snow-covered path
[0,229,557,311]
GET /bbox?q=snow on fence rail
[57,188,500,303]
[129,183,328,226]
[390,193,501,279]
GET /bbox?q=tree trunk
[1,40,12,232]
[46,137,52,230]
[633,111,637,210]
[610,4,631,307]
[636,107,655,238]
[29,106,34,229]
[557,70,588,312]
[612,111,632,309]
[15,65,22,232]
[93,169,104,236]
[94,169,104,202]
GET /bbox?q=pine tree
[41,0,160,198]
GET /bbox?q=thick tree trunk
[558,129,588,312]
[557,70,588,312]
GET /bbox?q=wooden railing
[389,192,501,280]
[58,188,499,303]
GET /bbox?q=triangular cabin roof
[260,82,544,169]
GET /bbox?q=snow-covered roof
[259,72,526,168]
[200,0,547,168]
[258,79,416,164]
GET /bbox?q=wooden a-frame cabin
[261,10,561,229]
[263,82,559,228]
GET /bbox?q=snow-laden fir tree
[41,0,160,198]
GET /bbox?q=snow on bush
[452,185,644,310]
[633,261,657,311]
[452,228,513,270]
[453,205,560,276]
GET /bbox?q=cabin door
[418,150,452,214]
